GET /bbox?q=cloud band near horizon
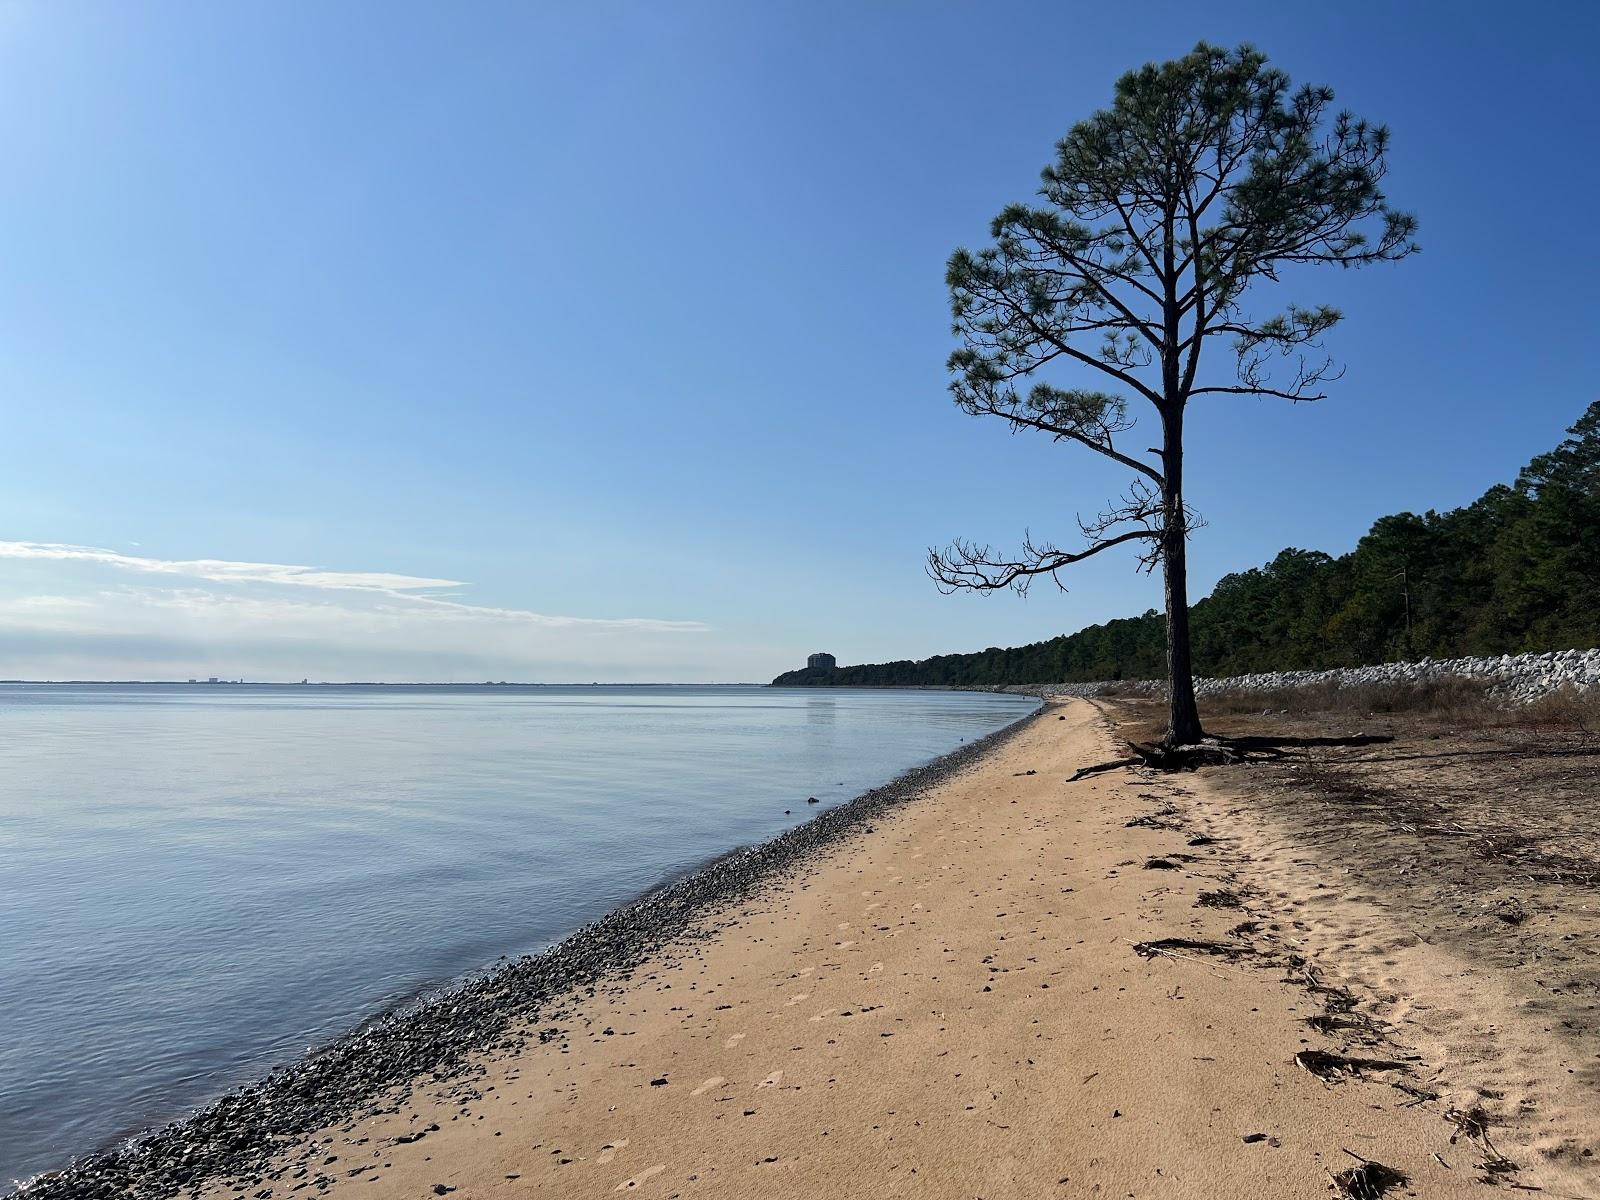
[0,541,708,633]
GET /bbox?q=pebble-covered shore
[10,706,1039,1200]
[1012,647,1600,705]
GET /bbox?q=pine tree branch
[928,526,1162,595]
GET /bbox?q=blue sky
[1,1,1595,682]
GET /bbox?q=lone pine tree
[930,42,1417,745]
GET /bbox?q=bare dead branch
[928,526,1161,596]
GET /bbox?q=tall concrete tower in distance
[806,652,837,672]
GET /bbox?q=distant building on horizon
[806,652,837,672]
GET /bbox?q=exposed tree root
[1068,756,1144,782]
[1066,732,1395,780]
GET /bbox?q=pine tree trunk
[1161,407,1204,745]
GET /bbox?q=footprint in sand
[597,1139,629,1164]
[808,1009,835,1022]
[690,1076,726,1096]
[836,941,855,949]
[870,962,884,973]
[784,993,812,1006]
[614,1164,665,1191]
[757,1070,783,1088]
[796,967,814,977]
[724,1033,746,1049]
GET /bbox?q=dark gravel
[12,704,1040,1200]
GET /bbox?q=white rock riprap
[1021,647,1600,706]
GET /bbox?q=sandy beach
[10,13,1597,1200]
[161,698,1595,1199]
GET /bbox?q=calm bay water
[0,682,1035,1186]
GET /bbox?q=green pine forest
[773,402,1599,689]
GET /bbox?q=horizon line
[0,679,769,687]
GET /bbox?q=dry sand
[209,700,1596,1199]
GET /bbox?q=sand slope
[208,701,1567,1199]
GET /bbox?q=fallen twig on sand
[1126,808,1184,830]
[1447,1106,1522,1182]
[1131,937,1259,965]
[1393,1081,1439,1106]
[1329,1150,1409,1199]
[1294,1049,1411,1082]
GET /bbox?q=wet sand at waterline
[195,701,1596,1199]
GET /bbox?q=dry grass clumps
[1091,681,1139,697]
[1522,683,1600,732]
[1201,676,1497,721]
[1200,675,1599,735]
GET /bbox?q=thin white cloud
[0,541,707,633]
[0,540,464,593]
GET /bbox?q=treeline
[774,402,1600,688]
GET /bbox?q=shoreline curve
[14,700,1043,1200]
